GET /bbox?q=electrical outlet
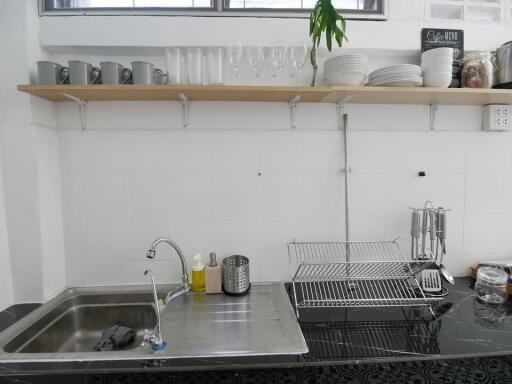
[483,104,512,131]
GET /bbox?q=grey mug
[37,61,69,85]
[100,62,132,84]
[69,60,101,85]
[131,61,164,85]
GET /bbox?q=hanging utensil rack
[288,239,441,317]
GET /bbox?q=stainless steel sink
[0,283,307,363]
[4,294,156,353]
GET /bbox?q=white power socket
[483,104,512,131]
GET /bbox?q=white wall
[0,0,65,303]
[0,158,14,311]
[55,100,512,284]
[2,1,512,293]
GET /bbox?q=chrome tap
[146,237,189,286]
[142,269,166,351]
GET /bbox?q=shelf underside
[294,279,441,309]
[17,84,512,105]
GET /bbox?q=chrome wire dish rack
[288,240,441,317]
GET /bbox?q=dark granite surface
[1,278,512,383]
[0,305,41,334]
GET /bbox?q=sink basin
[0,283,307,364]
[3,293,156,353]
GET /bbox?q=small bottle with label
[191,254,205,293]
[205,252,222,294]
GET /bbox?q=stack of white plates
[421,48,454,88]
[323,54,368,86]
[367,64,423,87]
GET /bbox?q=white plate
[367,78,423,87]
[369,65,421,80]
[325,66,369,73]
[324,71,368,86]
[325,55,368,64]
[325,64,369,72]
[367,75,423,87]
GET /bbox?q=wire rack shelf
[288,240,441,316]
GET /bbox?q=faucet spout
[147,237,189,285]
[143,269,166,351]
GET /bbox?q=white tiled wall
[57,101,512,286]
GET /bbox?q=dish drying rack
[288,239,442,317]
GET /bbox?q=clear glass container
[207,47,224,85]
[462,51,496,88]
[186,47,204,85]
[475,267,508,304]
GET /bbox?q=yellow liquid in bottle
[191,269,206,293]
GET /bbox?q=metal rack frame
[288,240,442,317]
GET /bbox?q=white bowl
[421,56,453,67]
[421,47,454,62]
[324,71,367,86]
[422,64,453,74]
[423,72,452,88]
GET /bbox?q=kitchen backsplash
[56,101,512,287]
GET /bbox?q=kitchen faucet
[142,238,191,351]
[146,237,189,288]
[142,269,166,351]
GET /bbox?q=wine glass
[270,44,287,79]
[288,42,308,86]
[227,40,242,79]
[246,41,265,78]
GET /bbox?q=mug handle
[91,67,101,84]
[59,67,69,84]
[153,68,164,85]
[121,68,132,84]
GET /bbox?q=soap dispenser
[205,252,222,294]
[191,253,205,293]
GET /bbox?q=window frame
[39,0,388,20]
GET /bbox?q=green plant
[309,0,348,86]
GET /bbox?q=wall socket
[483,104,512,131]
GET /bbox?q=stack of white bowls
[323,54,368,86]
[421,47,454,88]
[367,64,423,87]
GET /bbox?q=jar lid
[477,266,508,285]
[463,51,495,63]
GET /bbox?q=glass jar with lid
[462,52,496,88]
[474,267,509,304]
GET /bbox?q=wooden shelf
[17,84,512,106]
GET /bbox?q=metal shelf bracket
[63,93,87,131]
[430,103,439,131]
[430,96,458,131]
[336,96,353,129]
[179,93,191,128]
[288,95,301,129]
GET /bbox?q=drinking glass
[288,42,308,86]
[186,47,203,85]
[246,41,265,78]
[207,47,224,85]
[227,40,243,79]
[165,47,186,84]
[270,44,287,78]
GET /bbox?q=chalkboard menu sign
[422,28,464,88]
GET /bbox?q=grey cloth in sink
[94,325,135,351]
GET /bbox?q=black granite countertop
[295,277,512,365]
[1,278,512,383]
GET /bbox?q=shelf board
[17,84,512,106]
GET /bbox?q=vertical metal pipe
[342,113,350,259]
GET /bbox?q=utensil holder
[222,255,250,296]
